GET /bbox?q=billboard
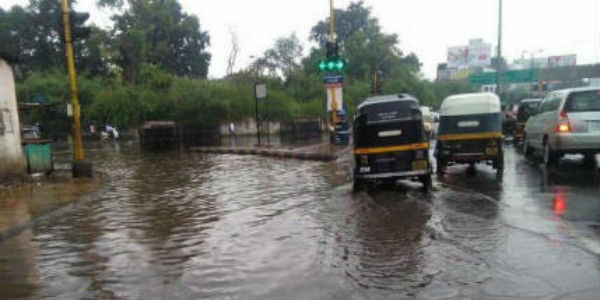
[548,55,577,68]
[447,39,492,69]
[447,46,469,69]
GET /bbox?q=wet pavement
[1,141,599,299]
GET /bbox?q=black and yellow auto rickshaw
[353,94,432,191]
[435,92,504,179]
[514,98,541,143]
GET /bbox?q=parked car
[353,94,432,192]
[523,87,600,166]
[514,99,542,143]
[435,92,504,179]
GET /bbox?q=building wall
[0,58,26,181]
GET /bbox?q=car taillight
[555,109,572,133]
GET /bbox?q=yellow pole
[373,71,377,94]
[61,0,84,162]
[329,0,335,43]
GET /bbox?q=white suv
[523,87,600,166]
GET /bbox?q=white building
[0,56,26,181]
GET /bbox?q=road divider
[189,145,345,162]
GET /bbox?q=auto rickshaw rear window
[360,101,420,123]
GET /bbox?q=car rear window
[517,102,539,121]
[565,90,600,112]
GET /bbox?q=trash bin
[22,139,53,174]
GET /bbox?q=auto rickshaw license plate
[485,147,498,156]
[412,160,428,171]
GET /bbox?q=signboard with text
[255,83,267,100]
[326,86,343,112]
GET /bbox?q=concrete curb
[189,147,337,162]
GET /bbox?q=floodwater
[1,142,600,299]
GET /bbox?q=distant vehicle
[435,92,504,179]
[514,99,542,143]
[523,87,600,166]
[431,111,440,136]
[420,106,434,137]
[353,94,432,191]
[101,124,120,140]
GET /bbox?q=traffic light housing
[317,41,346,72]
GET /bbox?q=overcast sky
[2,0,599,79]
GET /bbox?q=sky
[2,0,599,79]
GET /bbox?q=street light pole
[496,0,503,97]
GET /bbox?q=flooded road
[1,142,600,299]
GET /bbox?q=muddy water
[1,143,600,299]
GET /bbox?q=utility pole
[329,0,337,127]
[496,0,503,97]
[61,0,91,177]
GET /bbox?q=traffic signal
[325,41,338,60]
[70,11,91,39]
[317,41,346,72]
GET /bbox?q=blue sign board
[323,75,344,84]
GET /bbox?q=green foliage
[0,0,103,78]
[8,0,479,136]
[252,33,303,80]
[112,0,211,81]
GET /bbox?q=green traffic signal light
[317,58,346,72]
[318,61,327,71]
[327,61,335,70]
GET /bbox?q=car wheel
[523,134,534,159]
[543,140,558,166]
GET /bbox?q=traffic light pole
[329,0,337,128]
[61,0,91,177]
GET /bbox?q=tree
[225,27,240,76]
[253,33,303,81]
[0,0,108,77]
[308,1,420,81]
[107,0,211,82]
[309,1,371,48]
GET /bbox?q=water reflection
[319,188,432,293]
[0,196,39,299]
[552,188,567,215]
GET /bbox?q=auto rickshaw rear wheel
[495,157,504,181]
[436,157,446,177]
[420,174,432,192]
[353,178,365,192]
